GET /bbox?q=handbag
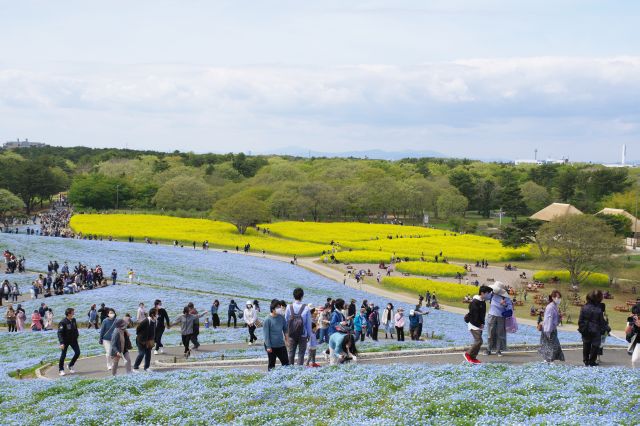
[501,309,513,318]
[255,319,263,328]
[145,339,155,349]
[505,315,518,333]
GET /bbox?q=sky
[1,0,639,162]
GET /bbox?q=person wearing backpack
[284,287,313,365]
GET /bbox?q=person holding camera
[626,303,640,368]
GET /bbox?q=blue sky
[1,1,639,161]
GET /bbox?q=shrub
[395,261,466,277]
[532,270,610,287]
[381,277,474,302]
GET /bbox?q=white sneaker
[69,367,76,374]
[154,350,159,355]
[159,348,164,354]
[59,370,66,376]
[107,366,112,371]
[248,342,252,346]
[132,368,140,374]
[145,368,154,373]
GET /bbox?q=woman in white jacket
[244,301,258,345]
[381,303,395,339]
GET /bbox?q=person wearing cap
[394,308,406,341]
[244,300,258,345]
[485,281,513,357]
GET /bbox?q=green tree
[153,176,213,211]
[521,181,550,213]
[211,193,270,234]
[499,179,527,219]
[68,174,132,210]
[436,192,468,219]
[448,169,475,204]
[476,179,496,218]
[501,219,547,256]
[7,160,68,213]
[0,189,25,229]
[554,167,578,202]
[537,215,623,286]
[595,213,632,237]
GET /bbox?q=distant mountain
[260,146,447,160]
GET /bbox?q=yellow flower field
[265,221,531,262]
[381,277,474,302]
[395,261,466,277]
[70,214,330,257]
[331,250,420,264]
[532,270,610,287]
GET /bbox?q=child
[306,322,319,367]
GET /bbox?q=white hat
[246,300,253,306]
[490,281,508,297]
[307,303,314,309]
[409,309,415,315]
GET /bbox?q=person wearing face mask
[263,299,289,371]
[244,301,258,345]
[538,290,565,364]
[99,308,117,371]
[57,308,80,376]
[381,303,394,339]
[109,318,133,376]
[464,286,493,364]
[133,308,157,372]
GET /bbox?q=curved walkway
[40,342,635,380]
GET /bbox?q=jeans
[267,346,289,371]
[134,342,152,370]
[111,352,132,376]
[396,326,405,341]
[287,336,308,365]
[248,324,257,343]
[306,348,317,365]
[181,334,192,353]
[469,329,483,359]
[318,328,329,344]
[355,330,365,342]
[59,341,80,371]
[155,326,165,350]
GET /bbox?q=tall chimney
[622,144,626,166]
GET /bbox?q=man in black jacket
[58,307,80,376]
[464,286,493,364]
[153,299,171,354]
[133,308,157,372]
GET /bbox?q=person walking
[244,301,258,345]
[87,304,98,329]
[173,306,206,358]
[136,303,147,324]
[133,308,157,372]
[111,269,118,286]
[578,290,607,367]
[263,299,289,371]
[187,302,203,349]
[228,299,240,328]
[99,308,118,371]
[464,285,493,364]
[109,319,133,376]
[285,287,313,365]
[153,299,171,355]
[381,303,394,339]
[211,300,221,328]
[539,290,565,364]
[57,308,80,376]
[485,281,513,357]
[394,308,405,341]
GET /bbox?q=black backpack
[287,305,306,340]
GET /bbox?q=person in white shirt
[244,301,258,345]
[136,303,146,323]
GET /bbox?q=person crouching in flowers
[263,299,289,371]
[538,290,565,364]
[328,325,358,365]
[110,318,133,376]
[464,285,493,364]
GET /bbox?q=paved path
[41,342,635,379]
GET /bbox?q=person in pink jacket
[31,310,43,331]
[16,305,26,331]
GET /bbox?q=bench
[470,273,478,277]
[514,300,524,306]
[486,278,495,282]
[402,272,410,276]
[615,305,630,312]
